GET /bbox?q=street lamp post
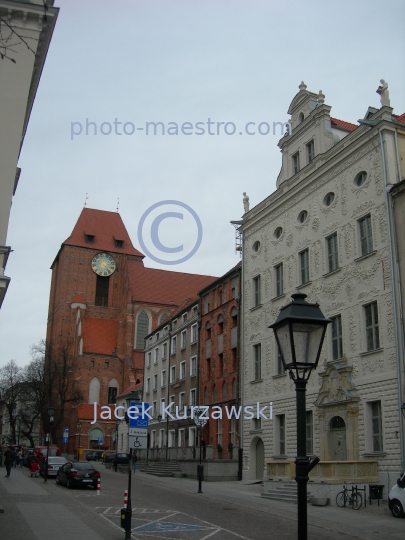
[77,421,82,462]
[122,390,140,540]
[44,405,55,484]
[270,293,330,540]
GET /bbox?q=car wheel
[67,478,73,489]
[391,500,404,518]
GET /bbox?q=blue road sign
[63,427,68,433]
[97,437,103,444]
[62,437,68,443]
[128,402,149,429]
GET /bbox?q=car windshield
[73,463,94,470]
[48,458,66,464]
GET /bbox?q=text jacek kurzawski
[91,402,273,424]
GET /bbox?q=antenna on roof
[116,198,120,212]
[84,193,88,207]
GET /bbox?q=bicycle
[336,485,362,510]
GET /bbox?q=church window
[95,275,109,306]
[136,312,149,349]
[306,140,315,163]
[89,377,100,404]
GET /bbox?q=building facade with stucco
[239,82,405,501]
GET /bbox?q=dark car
[86,451,104,461]
[39,456,67,476]
[56,462,100,489]
[103,452,130,465]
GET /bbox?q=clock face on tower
[91,252,116,276]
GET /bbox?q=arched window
[89,377,100,404]
[136,311,149,349]
[88,427,104,449]
[223,381,227,401]
[159,313,168,324]
[108,378,119,404]
[330,416,346,430]
[218,315,224,334]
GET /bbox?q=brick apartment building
[45,207,216,453]
[198,263,241,459]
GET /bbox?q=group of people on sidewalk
[3,445,40,478]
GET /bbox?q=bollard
[97,478,100,495]
[124,489,128,508]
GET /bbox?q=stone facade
[240,83,405,498]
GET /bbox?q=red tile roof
[82,318,118,355]
[117,381,143,399]
[126,259,217,305]
[63,208,144,257]
[330,117,358,132]
[394,113,405,124]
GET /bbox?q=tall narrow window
[204,294,210,314]
[191,324,197,343]
[306,140,314,163]
[95,275,109,306]
[306,411,313,455]
[181,330,187,349]
[359,215,373,256]
[277,345,286,374]
[292,152,300,174]
[171,336,177,354]
[275,263,283,297]
[254,343,261,380]
[108,386,117,404]
[253,276,261,307]
[279,415,285,455]
[331,315,343,360]
[371,401,383,452]
[365,302,379,351]
[170,365,176,383]
[327,233,339,272]
[153,374,157,391]
[300,249,309,284]
[136,312,149,349]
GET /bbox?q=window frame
[306,140,314,164]
[327,232,339,273]
[191,323,197,344]
[161,370,166,388]
[371,401,383,452]
[170,365,176,384]
[365,301,380,351]
[331,314,343,360]
[292,151,300,174]
[359,214,373,256]
[190,355,197,377]
[181,330,187,350]
[171,336,177,354]
[300,249,310,285]
[180,361,186,380]
[253,343,262,381]
[275,263,283,297]
[253,275,261,307]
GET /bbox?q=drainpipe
[240,230,245,477]
[379,127,405,473]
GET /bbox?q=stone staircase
[139,461,182,477]
[261,482,313,504]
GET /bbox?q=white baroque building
[240,82,405,500]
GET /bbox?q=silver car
[40,456,67,477]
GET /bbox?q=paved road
[0,463,404,539]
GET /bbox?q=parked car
[103,452,130,465]
[39,456,67,477]
[56,462,100,489]
[33,446,62,463]
[86,451,104,461]
[389,475,405,518]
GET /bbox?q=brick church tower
[46,207,216,452]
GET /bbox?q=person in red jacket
[30,460,40,477]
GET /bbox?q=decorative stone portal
[314,358,360,461]
[249,436,265,480]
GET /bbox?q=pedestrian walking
[30,459,40,478]
[4,446,16,477]
[18,448,24,468]
[132,452,138,473]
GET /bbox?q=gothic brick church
[46,207,216,452]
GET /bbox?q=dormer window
[114,238,124,248]
[292,152,300,174]
[306,140,314,163]
[85,233,95,244]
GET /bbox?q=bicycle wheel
[336,491,346,507]
[352,493,362,510]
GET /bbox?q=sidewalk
[122,468,405,540]
[0,465,118,540]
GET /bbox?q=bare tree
[0,359,23,443]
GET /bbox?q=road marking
[132,522,214,532]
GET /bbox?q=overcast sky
[1,0,404,368]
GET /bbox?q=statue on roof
[243,192,250,214]
[376,79,390,107]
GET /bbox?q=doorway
[330,416,347,461]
